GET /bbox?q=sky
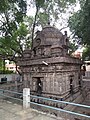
[26,0,84,52]
[26,0,80,37]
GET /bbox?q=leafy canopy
[69,0,90,45]
[0,0,78,60]
[30,0,77,47]
[68,0,90,60]
[0,0,27,60]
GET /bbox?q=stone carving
[17,25,82,104]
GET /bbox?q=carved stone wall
[17,25,82,102]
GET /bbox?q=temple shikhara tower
[17,25,82,106]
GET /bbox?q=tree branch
[59,26,69,31]
[4,11,13,36]
[18,37,24,53]
[31,6,39,48]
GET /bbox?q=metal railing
[30,95,90,109]
[0,88,23,102]
[0,88,90,119]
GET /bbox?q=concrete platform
[0,100,64,120]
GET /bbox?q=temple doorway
[36,77,43,95]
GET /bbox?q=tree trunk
[31,6,39,49]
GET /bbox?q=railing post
[23,88,30,109]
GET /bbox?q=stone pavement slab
[0,100,64,120]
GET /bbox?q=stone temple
[17,25,82,108]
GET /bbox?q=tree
[82,46,90,61]
[69,42,78,55]
[0,0,78,59]
[68,0,90,60]
[30,0,77,48]
[0,0,27,60]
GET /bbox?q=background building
[5,60,16,73]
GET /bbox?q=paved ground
[0,98,90,120]
[73,99,90,120]
[0,100,65,120]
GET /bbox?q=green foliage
[0,60,3,70]
[35,0,45,7]
[0,0,27,59]
[68,0,90,60]
[31,0,77,47]
[37,13,48,27]
[0,0,78,59]
[82,46,90,61]
[37,0,77,24]
[0,70,14,74]
[69,42,78,54]
[0,23,28,56]
[69,0,90,45]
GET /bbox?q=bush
[0,70,14,74]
